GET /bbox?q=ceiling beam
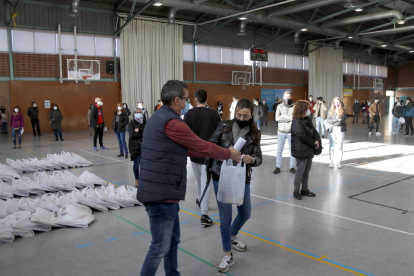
[114,0,155,36]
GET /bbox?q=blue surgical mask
[134,113,143,119]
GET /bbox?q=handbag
[312,129,323,155]
[323,119,333,133]
[217,157,246,206]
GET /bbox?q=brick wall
[0,81,11,113]
[0,53,10,77]
[183,62,193,81]
[397,62,414,88]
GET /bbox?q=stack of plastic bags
[4,151,92,173]
[0,185,141,243]
[0,164,21,181]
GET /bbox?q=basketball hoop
[241,83,248,90]
[82,75,92,85]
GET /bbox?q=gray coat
[49,110,63,130]
[253,105,264,120]
[353,103,362,113]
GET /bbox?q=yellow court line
[180,209,367,276]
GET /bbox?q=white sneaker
[369,132,371,136]
[218,253,234,273]
[329,160,334,168]
[376,132,381,136]
[337,162,342,169]
[231,236,247,252]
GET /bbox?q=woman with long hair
[112,102,129,158]
[128,108,146,187]
[326,97,347,169]
[49,103,64,141]
[10,106,24,149]
[291,100,319,200]
[208,99,262,273]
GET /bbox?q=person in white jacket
[229,95,239,120]
[274,91,296,174]
[313,97,327,138]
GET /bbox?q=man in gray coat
[352,100,362,123]
[253,99,264,130]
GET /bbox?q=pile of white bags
[4,151,92,173]
[0,164,21,181]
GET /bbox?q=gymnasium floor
[1,115,414,276]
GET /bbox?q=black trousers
[31,118,41,135]
[370,115,380,132]
[93,124,104,147]
[405,116,413,135]
[352,112,359,123]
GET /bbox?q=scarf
[134,118,143,124]
[232,121,250,147]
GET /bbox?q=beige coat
[313,103,327,119]
[275,103,294,133]
[368,103,381,123]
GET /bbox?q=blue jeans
[115,130,128,154]
[255,118,262,130]
[133,156,141,180]
[12,127,22,145]
[315,117,325,136]
[276,132,296,169]
[53,129,63,139]
[213,180,251,252]
[392,117,401,133]
[141,203,181,276]
[1,122,7,133]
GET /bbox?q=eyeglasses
[178,96,189,102]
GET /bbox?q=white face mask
[14,109,19,113]
[309,98,313,101]
[397,103,401,106]
[306,109,311,117]
[123,105,126,108]
[53,106,57,110]
[98,101,103,106]
[33,104,37,108]
[134,113,143,119]
[138,104,143,109]
[368,103,371,106]
[118,106,122,111]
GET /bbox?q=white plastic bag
[115,186,141,207]
[64,171,92,188]
[0,163,21,181]
[50,171,75,191]
[217,159,246,206]
[79,171,106,186]
[4,198,19,215]
[30,207,62,228]
[0,213,35,237]
[18,198,39,213]
[55,192,93,214]
[71,153,92,167]
[0,230,14,243]
[71,188,108,212]
[34,172,59,192]
[54,205,95,228]
[0,180,29,197]
[35,194,58,212]
[0,200,8,218]
[400,117,405,124]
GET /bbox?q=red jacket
[309,101,316,114]
[10,112,24,128]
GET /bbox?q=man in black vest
[137,80,241,276]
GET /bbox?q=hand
[229,147,241,163]
[315,141,320,149]
[243,155,254,164]
[134,128,139,132]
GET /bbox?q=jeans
[315,117,325,136]
[405,117,413,135]
[262,115,268,127]
[392,117,401,133]
[370,115,380,132]
[93,124,104,147]
[53,129,63,139]
[1,122,7,133]
[254,118,262,130]
[141,203,181,276]
[328,130,344,162]
[276,132,296,169]
[294,158,313,191]
[115,130,128,154]
[133,156,141,180]
[30,118,41,135]
[213,180,251,252]
[309,113,314,122]
[12,127,22,145]
[352,112,359,123]
[191,162,211,216]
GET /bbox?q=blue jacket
[137,105,188,203]
[405,102,414,117]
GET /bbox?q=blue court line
[180,221,191,225]
[179,207,373,276]
[113,180,135,185]
[106,238,119,241]
[77,244,91,248]
[133,232,145,236]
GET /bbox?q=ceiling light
[239,16,247,20]
[347,35,353,39]
[301,28,308,32]
[410,50,414,53]
[397,19,406,25]
[153,1,163,6]
[380,44,387,47]
[355,8,363,12]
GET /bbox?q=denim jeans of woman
[115,130,128,154]
[133,156,141,180]
[1,122,7,133]
[54,129,63,139]
[213,180,251,252]
[12,127,22,145]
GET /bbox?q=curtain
[309,44,343,108]
[120,20,183,114]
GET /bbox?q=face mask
[98,101,103,106]
[53,106,57,110]
[235,117,252,128]
[306,109,311,117]
[368,103,371,106]
[33,104,37,108]
[134,113,143,119]
[14,109,19,113]
[123,105,126,108]
[118,106,122,111]
[309,98,313,101]
[335,102,341,107]
[375,101,379,104]
[138,104,143,109]
[397,103,401,106]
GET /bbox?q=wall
[396,62,414,99]
[10,81,121,133]
[0,81,10,113]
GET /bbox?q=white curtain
[309,44,343,107]
[120,20,183,114]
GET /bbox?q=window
[12,30,34,53]
[95,36,113,57]
[222,47,233,64]
[183,43,194,62]
[77,35,95,56]
[60,34,75,55]
[0,28,8,52]
[360,63,370,76]
[196,45,208,62]
[116,38,121,57]
[267,53,285,68]
[286,54,302,70]
[207,46,221,64]
[303,57,309,70]
[34,32,56,54]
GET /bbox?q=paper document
[234,137,246,151]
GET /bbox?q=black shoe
[273,167,281,174]
[301,189,316,197]
[5,132,7,134]
[117,153,124,157]
[55,138,58,141]
[290,168,296,174]
[201,215,213,226]
[60,138,64,141]
[125,154,128,159]
[34,133,37,136]
[293,191,302,200]
[38,134,42,136]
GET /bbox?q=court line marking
[79,149,133,166]
[250,194,414,237]
[179,208,372,276]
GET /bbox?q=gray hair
[133,108,142,113]
[161,80,188,106]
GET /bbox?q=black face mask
[235,118,252,128]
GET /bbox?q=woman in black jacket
[326,97,347,169]
[208,99,262,273]
[128,108,146,188]
[112,103,129,158]
[291,100,320,200]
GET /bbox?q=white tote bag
[217,159,246,206]
[399,117,405,124]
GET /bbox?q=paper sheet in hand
[233,137,246,151]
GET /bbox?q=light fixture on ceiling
[153,1,163,6]
[300,28,308,32]
[410,50,414,53]
[355,7,363,12]
[380,44,387,47]
[239,16,247,20]
[397,19,406,25]
[347,35,353,39]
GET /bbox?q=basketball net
[82,75,92,85]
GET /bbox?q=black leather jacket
[208,120,262,184]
